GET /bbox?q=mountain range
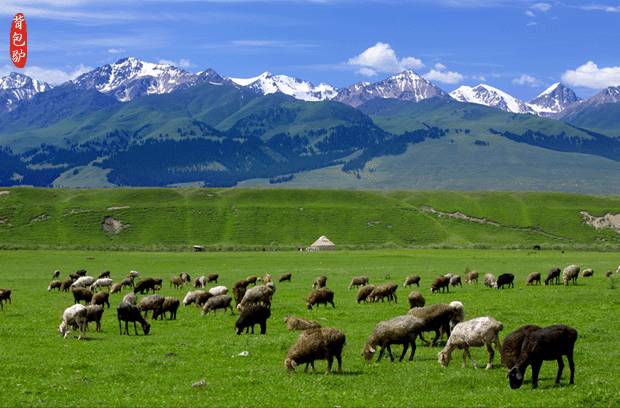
[0,57,618,192]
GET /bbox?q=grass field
[1,188,619,251]
[0,249,618,407]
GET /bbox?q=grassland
[1,188,619,251]
[0,249,618,407]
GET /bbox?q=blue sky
[1,0,620,100]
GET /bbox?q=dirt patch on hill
[107,206,130,211]
[0,191,10,197]
[419,206,500,226]
[580,211,620,233]
[30,214,50,223]
[101,216,128,234]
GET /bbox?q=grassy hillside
[0,188,618,250]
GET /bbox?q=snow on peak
[229,72,337,101]
[527,83,581,116]
[0,72,52,111]
[450,84,533,114]
[537,82,561,98]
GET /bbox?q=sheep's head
[58,321,68,338]
[306,303,313,310]
[142,321,151,335]
[362,344,376,361]
[438,350,450,367]
[508,367,524,389]
[284,358,297,373]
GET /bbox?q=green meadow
[0,249,618,407]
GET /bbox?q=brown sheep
[154,297,180,320]
[85,304,105,332]
[403,275,421,287]
[356,285,375,304]
[60,278,73,292]
[72,287,93,304]
[348,276,369,289]
[279,273,292,282]
[306,288,335,310]
[465,271,479,284]
[431,276,450,293]
[526,272,541,285]
[284,316,321,331]
[91,292,110,309]
[170,276,184,289]
[48,280,62,292]
[201,294,234,316]
[582,268,594,278]
[369,283,398,303]
[285,328,346,374]
[313,275,327,289]
[110,283,123,294]
[207,273,219,284]
[138,294,165,318]
[407,291,425,309]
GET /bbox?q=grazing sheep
[128,270,140,279]
[201,294,234,316]
[121,292,137,305]
[85,304,104,332]
[138,294,165,318]
[431,276,450,293]
[233,284,246,306]
[313,275,327,289]
[235,304,271,335]
[170,276,184,289]
[58,304,88,339]
[110,283,123,294]
[438,316,503,369]
[207,273,219,284]
[279,273,292,282]
[526,272,541,286]
[495,273,515,289]
[154,297,180,320]
[182,290,206,306]
[262,274,272,284]
[444,273,454,280]
[605,270,614,278]
[484,273,497,288]
[48,280,62,292]
[285,328,346,374]
[72,287,93,304]
[60,278,73,292]
[76,269,87,277]
[195,291,214,308]
[69,273,79,281]
[194,276,207,288]
[284,316,321,331]
[52,270,60,279]
[562,265,580,286]
[450,275,462,288]
[409,302,465,346]
[90,278,113,292]
[120,276,134,289]
[117,301,150,335]
[237,284,275,310]
[70,276,95,289]
[356,285,375,304]
[465,271,479,284]
[180,272,191,283]
[501,325,542,369]
[0,289,12,310]
[245,275,258,286]
[407,291,426,309]
[91,292,110,309]
[545,268,561,285]
[362,315,424,362]
[507,324,578,389]
[403,275,421,288]
[307,288,335,310]
[98,271,111,279]
[133,278,160,294]
[369,283,398,303]
[582,268,594,278]
[348,276,369,289]
[208,285,228,297]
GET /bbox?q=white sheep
[562,264,580,286]
[58,304,88,340]
[122,292,137,305]
[483,273,497,288]
[438,316,503,369]
[183,290,205,306]
[70,276,95,289]
[90,278,113,292]
[208,285,228,297]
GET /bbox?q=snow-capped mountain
[586,86,620,106]
[527,83,581,116]
[450,84,534,114]
[335,70,446,107]
[0,72,51,111]
[229,72,337,101]
[73,57,198,102]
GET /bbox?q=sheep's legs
[399,343,409,362]
[431,330,441,347]
[409,340,417,361]
[485,343,494,369]
[418,333,431,346]
[326,357,334,374]
[336,354,343,373]
[377,347,386,362]
[118,319,122,335]
[555,357,564,384]
[463,347,477,369]
[530,360,543,389]
[386,345,395,362]
[567,352,575,385]
[134,321,138,335]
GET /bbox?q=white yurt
[306,235,336,251]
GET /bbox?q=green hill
[0,188,618,250]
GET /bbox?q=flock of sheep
[2,262,619,391]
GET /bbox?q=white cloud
[423,64,464,84]
[159,58,194,68]
[578,4,620,13]
[107,48,125,54]
[526,21,538,26]
[562,61,620,89]
[530,2,551,12]
[1,64,92,84]
[347,42,424,76]
[512,74,539,87]
[525,10,535,17]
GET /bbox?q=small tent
[307,235,336,251]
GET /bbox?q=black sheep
[545,268,561,285]
[235,304,271,335]
[72,287,93,304]
[117,301,151,335]
[501,324,542,369]
[431,276,450,293]
[496,273,515,289]
[507,324,577,389]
